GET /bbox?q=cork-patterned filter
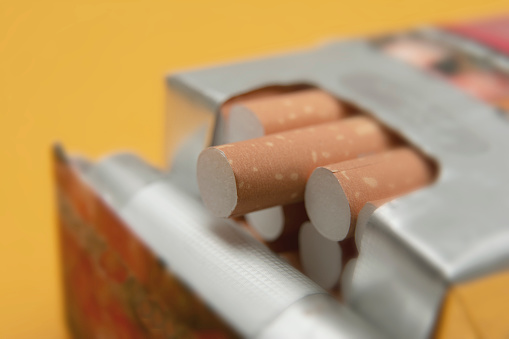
[305,147,434,241]
[197,116,398,218]
[220,85,309,119]
[229,89,339,253]
[228,88,348,142]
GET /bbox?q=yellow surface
[436,270,509,339]
[435,289,478,339]
[454,270,509,338]
[3,1,509,337]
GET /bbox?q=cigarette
[245,202,308,242]
[299,221,358,291]
[299,221,342,290]
[355,198,393,251]
[340,258,357,304]
[305,147,433,241]
[197,116,397,218]
[220,85,308,118]
[228,88,348,142]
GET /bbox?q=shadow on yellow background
[2,1,508,337]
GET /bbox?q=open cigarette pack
[55,14,509,339]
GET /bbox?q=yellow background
[2,1,509,337]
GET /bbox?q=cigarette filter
[218,85,310,145]
[220,85,308,119]
[197,116,397,218]
[340,258,358,304]
[305,147,433,241]
[354,198,393,251]
[239,217,299,253]
[245,202,308,252]
[227,88,348,142]
[299,221,342,290]
[299,221,358,291]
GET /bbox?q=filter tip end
[228,104,265,142]
[197,147,238,217]
[305,167,351,241]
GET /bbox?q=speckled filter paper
[228,88,348,141]
[309,147,433,239]
[220,85,307,119]
[198,116,398,217]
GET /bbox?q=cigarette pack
[56,14,509,339]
